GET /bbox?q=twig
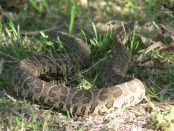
[21,22,66,36]
[79,57,107,74]
[0,51,19,61]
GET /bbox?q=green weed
[152,106,174,130]
[29,0,50,13]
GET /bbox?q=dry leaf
[139,35,152,46]
[137,41,164,62]
[79,0,88,7]
[138,60,154,67]
[160,24,174,35]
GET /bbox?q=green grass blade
[69,5,76,34]
[29,0,39,11]
[92,22,98,40]
[42,0,50,13]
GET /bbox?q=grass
[68,0,77,34]
[0,0,174,130]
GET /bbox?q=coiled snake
[12,22,145,116]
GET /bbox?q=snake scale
[12,22,145,116]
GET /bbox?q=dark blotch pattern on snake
[12,22,145,115]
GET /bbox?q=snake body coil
[12,23,145,115]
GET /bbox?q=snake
[12,22,145,116]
